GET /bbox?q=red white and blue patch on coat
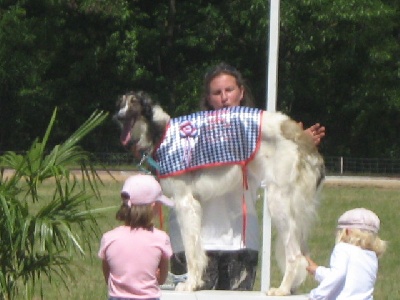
[154,106,263,178]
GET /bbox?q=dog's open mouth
[120,118,135,146]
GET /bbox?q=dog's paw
[266,287,291,296]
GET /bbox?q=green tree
[1,0,399,157]
[125,0,270,115]
[0,0,136,152]
[278,0,400,156]
[0,109,109,299]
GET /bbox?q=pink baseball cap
[337,208,380,234]
[121,174,174,207]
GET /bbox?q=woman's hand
[300,123,326,145]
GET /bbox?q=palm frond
[0,109,109,299]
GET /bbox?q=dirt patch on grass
[325,176,400,189]
[78,172,400,189]
[2,169,140,182]
[91,172,400,188]
[96,170,141,182]
[4,169,400,188]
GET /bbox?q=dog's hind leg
[266,184,309,296]
[174,192,208,291]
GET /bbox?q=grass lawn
[33,178,400,299]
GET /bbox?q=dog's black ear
[137,91,154,121]
[115,95,122,107]
[116,91,133,107]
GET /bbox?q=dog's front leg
[266,185,308,296]
[174,193,208,291]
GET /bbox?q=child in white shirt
[306,207,387,300]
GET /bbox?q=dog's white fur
[115,91,325,295]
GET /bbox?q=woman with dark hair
[200,63,255,110]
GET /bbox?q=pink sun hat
[337,207,380,234]
[121,174,174,207]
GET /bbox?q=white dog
[115,91,325,295]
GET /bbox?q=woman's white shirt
[168,174,260,253]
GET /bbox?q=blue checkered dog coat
[154,106,263,178]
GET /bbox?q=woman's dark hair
[200,62,255,110]
[116,204,154,230]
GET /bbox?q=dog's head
[114,91,154,148]
[114,91,170,156]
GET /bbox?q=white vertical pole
[266,0,280,113]
[340,156,343,175]
[261,0,280,293]
[260,184,272,292]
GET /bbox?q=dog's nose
[113,114,123,122]
[114,110,126,120]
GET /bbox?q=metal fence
[93,152,136,167]
[92,153,400,176]
[324,156,400,176]
[2,151,400,176]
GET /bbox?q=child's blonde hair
[335,228,387,257]
[335,207,387,257]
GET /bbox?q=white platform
[161,290,308,299]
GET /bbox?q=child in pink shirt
[98,174,173,300]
